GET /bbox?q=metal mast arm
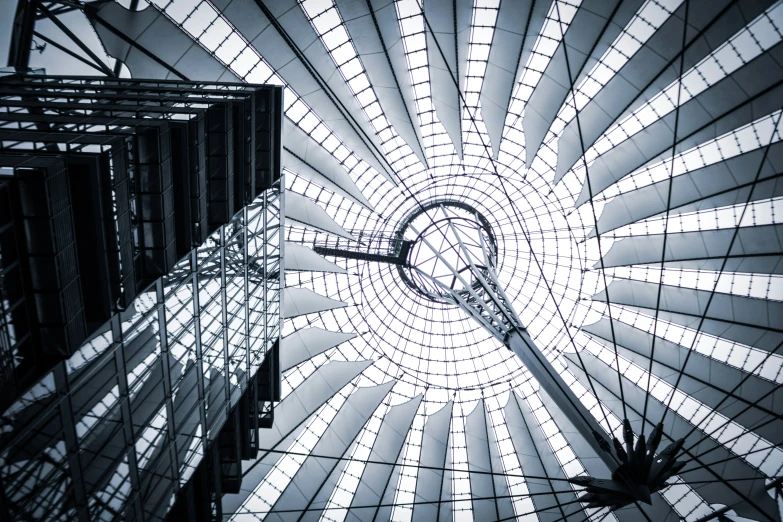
[316,202,686,509]
[505,328,618,473]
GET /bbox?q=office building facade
[0,75,284,520]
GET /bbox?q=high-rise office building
[3,0,783,521]
[0,75,285,520]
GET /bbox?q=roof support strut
[401,203,687,512]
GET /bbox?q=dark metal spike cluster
[568,420,686,510]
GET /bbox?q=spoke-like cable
[36,2,116,77]
[555,0,629,423]
[642,0,690,434]
[659,108,783,427]
[30,31,109,75]
[591,351,780,519]
[673,384,783,468]
[676,444,782,475]
[677,346,783,449]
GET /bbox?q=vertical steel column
[220,225,231,411]
[276,181,284,350]
[189,248,209,459]
[242,207,252,386]
[263,190,269,360]
[52,363,90,522]
[112,315,144,520]
[155,278,180,492]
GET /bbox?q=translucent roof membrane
[119,0,783,519]
[396,0,460,164]
[300,0,425,172]
[575,4,783,177]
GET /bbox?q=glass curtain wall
[0,181,282,521]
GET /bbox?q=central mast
[316,201,686,510]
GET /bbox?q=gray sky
[1,0,18,67]
[1,0,113,74]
